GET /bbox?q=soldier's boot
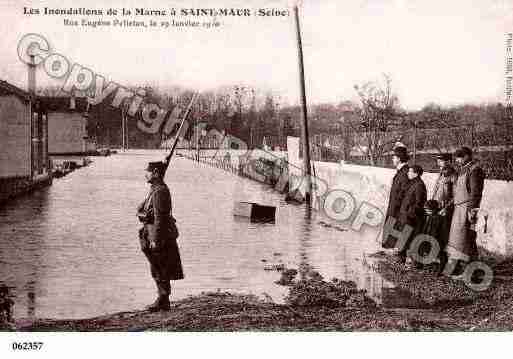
[145,296,163,312]
[145,294,171,312]
[159,295,171,311]
[155,280,171,311]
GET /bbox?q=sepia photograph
[1,0,513,356]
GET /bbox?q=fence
[311,126,513,181]
[178,150,287,188]
[177,123,513,181]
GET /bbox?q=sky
[1,0,513,110]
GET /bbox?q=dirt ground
[8,253,513,332]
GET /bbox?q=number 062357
[12,342,44,350]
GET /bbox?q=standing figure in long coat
[398,165,427,265]
[382,146,410,252]
[137,161,184,311]
[431,153,457,270]
[447,147,485,274]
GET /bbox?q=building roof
[0,80,32,101]
[40,96,89,113]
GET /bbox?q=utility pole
[250,124,253,149]
[195,105,200,162]
[197,125,200,162]
[125,106,128,151]
[413,118,417,162]
[294,4,312,204]
[121,107,126,151]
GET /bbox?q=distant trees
[408,102,513,153]
[36,79,513,156]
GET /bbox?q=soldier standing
[137,161,184,311]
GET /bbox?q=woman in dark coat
[137,161,184,311]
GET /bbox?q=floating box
[234,201,276,223]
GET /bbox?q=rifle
[163,92,199,175]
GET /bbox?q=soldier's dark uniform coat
[382,164,410,248]
[138,180,184,296]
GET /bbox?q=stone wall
[289,158,513,258]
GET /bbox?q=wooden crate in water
[233,201,276,222]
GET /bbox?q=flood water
[0,150,396,320]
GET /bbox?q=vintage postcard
[1,0,512,356]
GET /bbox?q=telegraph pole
[294,4,312,204]
[121,108,126,151]
[413,118,417,162]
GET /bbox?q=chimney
[28,54,36,95]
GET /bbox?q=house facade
[43,96,96,155]
[0,80,51,204]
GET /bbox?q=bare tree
[349,74,405,165]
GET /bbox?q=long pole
[294,5,312,204]
[163,92,198,172]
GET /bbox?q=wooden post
[293,5,312,204]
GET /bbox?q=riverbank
[11,253,513,332]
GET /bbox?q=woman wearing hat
[137,161,184,311]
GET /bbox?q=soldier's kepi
[137,161,184,312]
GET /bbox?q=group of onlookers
[383,145,486,276]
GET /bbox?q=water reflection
[27,285,36,319]
[0,189,50,320]
[298,203,313,281]
[0,151,403,320]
